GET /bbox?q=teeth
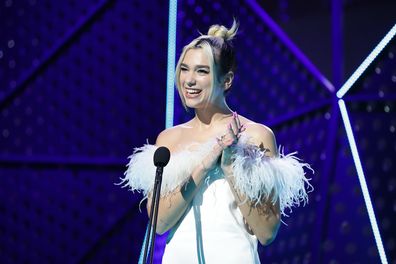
[186,88,201,94]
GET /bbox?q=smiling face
[179,48,220,109]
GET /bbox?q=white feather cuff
[232,142,313,215]
[120,142,214,197]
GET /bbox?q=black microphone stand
[142,166,164,264]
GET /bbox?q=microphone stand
[142,166,164,264]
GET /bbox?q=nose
[184,72,196,87]
[186,79,196,87]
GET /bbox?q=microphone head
[153,146,171,167]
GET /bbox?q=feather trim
[120,137,313,216]
[120,141,216,197]
[232,142,313,216]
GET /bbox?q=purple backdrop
[1,0,395,263]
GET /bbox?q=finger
[228,123,238,138]
[232,112,239,131]
[231,115,241,137]
[240,124,246,133]
[227,124,239,144]
[234,111,241,129]
[234,113,245,137]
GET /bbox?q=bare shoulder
[156,126,182,148]
[244,122,275,142]
[240,118,277,156]
[155,121,193,152]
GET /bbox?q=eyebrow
[180,63,210,69]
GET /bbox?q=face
[179,48,221,109]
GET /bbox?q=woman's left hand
[218,112,245,174]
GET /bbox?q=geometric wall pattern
[0,0,394,263]
[339,39,396,263]
[1,1,168,263]
[174,1,395,263]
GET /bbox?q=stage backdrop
[0,0,395,263]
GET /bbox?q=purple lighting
[245,0,335,93]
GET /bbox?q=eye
[180,66,188,72]
[197,68,209,74]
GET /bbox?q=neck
[193,100,233,128]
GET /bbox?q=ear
[223,71,234,91]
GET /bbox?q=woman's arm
[146,128,224,234]
[222,124,281,245]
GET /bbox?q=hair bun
[207,20,238,41]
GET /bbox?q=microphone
[143,146,170,264]
[153,146,170,167]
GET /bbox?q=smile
[185,88,202,96]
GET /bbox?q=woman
[122,21,312,263]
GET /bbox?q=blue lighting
[165,0,178,128]
[336,23,395,263]
[338,99,388,264]
[245,0,334,93]
[337,24,396,99]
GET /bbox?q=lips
[185,88,202,98]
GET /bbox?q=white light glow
[338,99,388,264]
[165,0,178,128]
[337,24,396,98]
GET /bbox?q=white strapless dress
[162,171,260,264]
[121,136,313,263]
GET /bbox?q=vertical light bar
[154,2,179,262]
[338,99,388,264]
[165,0,178,128]
[337,23,396,98]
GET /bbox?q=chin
[185,102,200,109]
[184,98,200,109]
[186,98,209,107]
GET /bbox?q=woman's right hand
[219,112,245,174]
[200,112,244,172]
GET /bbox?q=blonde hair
[207,22,238,41]
[175,20,239,108]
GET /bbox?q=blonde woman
[123,21,312,263]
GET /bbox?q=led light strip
[338,100,388,264]
[336,24,396,264]
[165,0,178,128]
[337,24,396,98]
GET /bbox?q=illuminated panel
[338,99,388,264]
[336,24,396,98]
[165,0,178,128]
